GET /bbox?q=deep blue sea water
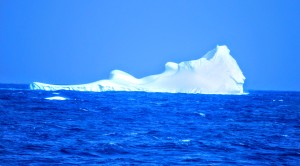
[0,84,299,165]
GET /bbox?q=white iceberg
[45,96,67,100]
[30,45,245,94]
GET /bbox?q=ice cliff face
[30,45,246,94]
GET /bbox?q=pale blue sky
[1,0,299,91]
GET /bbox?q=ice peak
[216,45,230,53]
[202,45,230,60]
[216,44,229,50]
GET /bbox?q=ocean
[0,84,299,165]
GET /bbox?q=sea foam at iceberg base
[30,45,246,94]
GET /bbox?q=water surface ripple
[0,85,299,165]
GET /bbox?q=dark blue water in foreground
[0,84,299,165]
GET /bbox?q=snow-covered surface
[30,45,246,94]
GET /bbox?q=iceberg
[30,45,246,94]
[45,96,67,100]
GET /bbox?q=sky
[1,0,299,91]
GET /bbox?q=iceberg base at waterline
[30,45,246,94]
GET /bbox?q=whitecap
[45,96,67,100]
[181,139,191,143]
[80,108,89,112]
[104,132,117,136]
